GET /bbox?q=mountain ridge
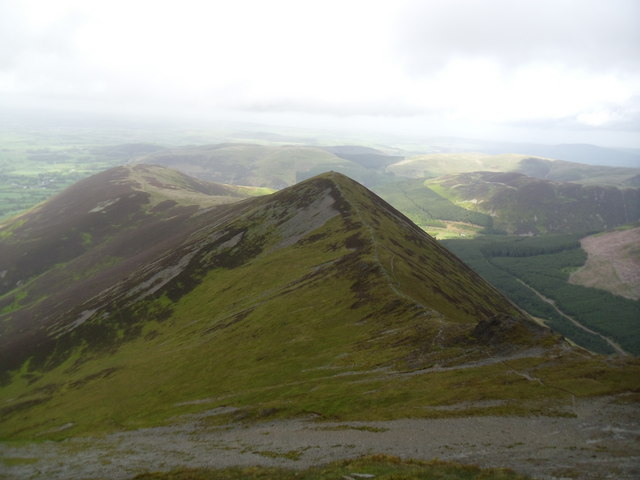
[1,166,637,444]
[0,165,256,372]
[1,168,543,373]
[386,152,640,186]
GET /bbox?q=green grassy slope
[1,171,638,442]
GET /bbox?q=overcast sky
[1,0,639,147]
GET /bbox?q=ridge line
[332,179,442,331]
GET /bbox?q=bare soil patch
[570,227,640,300]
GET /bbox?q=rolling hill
[425,171,640,235]
[386,152,640,186]
[135,143,396,189]
[501,143,640,168]
[0,164,256,333]
[2,166,635,432]
[372,177,495,238]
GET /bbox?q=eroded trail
[1,397,638,480]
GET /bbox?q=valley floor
[1,396,638,480]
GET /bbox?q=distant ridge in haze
[413,137,640,168]
[135,143,397,189]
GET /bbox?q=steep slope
[1,170,637,442]
[426,171,640,235]
[0,164,254,371]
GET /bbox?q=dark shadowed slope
[0,164,253,371]
[0,169,637,441]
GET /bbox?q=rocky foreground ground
[2,396,639,480]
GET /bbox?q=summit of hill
[0,167,638,480]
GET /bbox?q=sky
[1,0,639,147]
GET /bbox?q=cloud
[393,0,640,73]
[0,0,638,146]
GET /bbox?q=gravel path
[1,397,638,480]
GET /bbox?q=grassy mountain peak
[1,168,637,441]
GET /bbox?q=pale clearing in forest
[570,227,640,300]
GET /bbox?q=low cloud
[393,0,640,74]
[0,0,638,146]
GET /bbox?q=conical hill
[0,168,636,440]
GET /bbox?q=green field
[0,140,140,221]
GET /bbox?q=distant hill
[319,145,403,169]
[0,164,255,322]
[425,171,640,235]
[372,178,494,237]
[135,144,397,189]
[504,143,640,168]
[4,136,638,227]
[4,165,636,445]
[386,152,640,186]
[409,137,640,168]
